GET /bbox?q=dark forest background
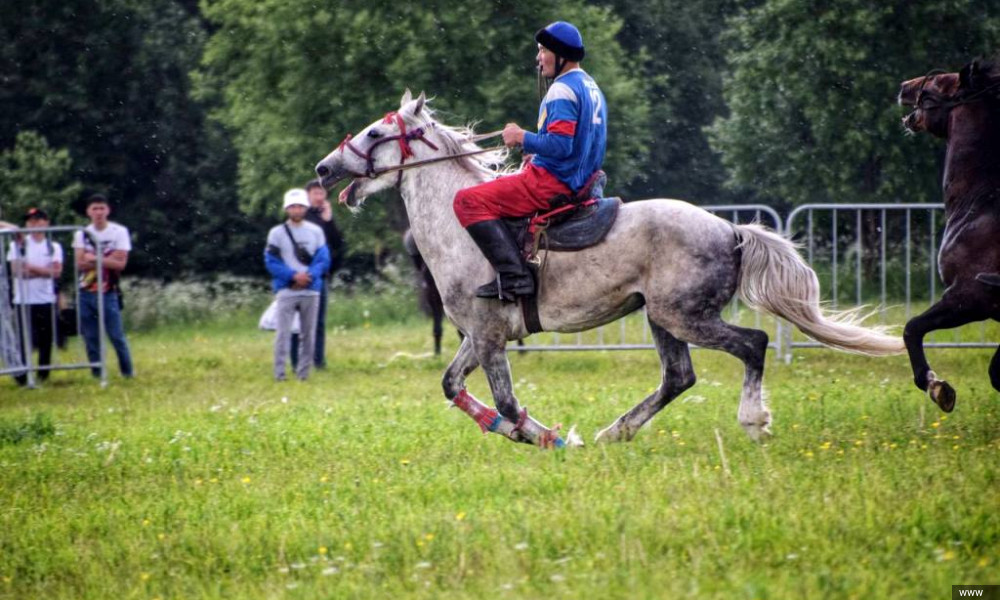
[1,0,997,279]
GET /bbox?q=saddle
[500,171,621,260]
[498,171,622,335]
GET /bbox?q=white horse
[316,91,904,448]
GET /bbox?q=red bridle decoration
[336,111,438,186]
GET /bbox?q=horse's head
[898,59,1000,138]
[315,90,433,209]
[898,71,960,137]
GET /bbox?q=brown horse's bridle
[337,112,504,187]
[915,68,1000,112]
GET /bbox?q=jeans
[274,294,319,381]
[79,290,134,377]
[13,303,55,385]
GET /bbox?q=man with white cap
[264,188,330,381]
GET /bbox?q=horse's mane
[419,103,513,181]
[966,57,1000,101]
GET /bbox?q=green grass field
[1,308,998,599]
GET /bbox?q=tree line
[1,0,997,278]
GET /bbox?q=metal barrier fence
[513,202,998,358]
[0,225,109,387]
[782,203,996,361]
[516,205,786,354]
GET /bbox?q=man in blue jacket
[453,21,607,302]
[264,188,330,381]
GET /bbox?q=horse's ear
[959,60,981,90]
[414,91,426,115]
[400,88,413,107]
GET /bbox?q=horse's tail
[734,224,904,356]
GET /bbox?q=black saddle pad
[503,196,621,252]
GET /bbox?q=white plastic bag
[258,300,300,333]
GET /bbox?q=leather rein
[337,112,505,186]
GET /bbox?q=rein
[337,114,505,185]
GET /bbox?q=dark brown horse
[898,59,1000,411]
[403,228,449,355]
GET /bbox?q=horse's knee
[903,321,923,343]
[442,372,461,400]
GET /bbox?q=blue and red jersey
[522,69,607,193]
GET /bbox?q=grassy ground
[0,310,998,599]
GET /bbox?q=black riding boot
[465,220,535,302]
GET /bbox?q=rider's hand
[292,272,312,288]
[502,122,525,147]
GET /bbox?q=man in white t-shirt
[72,194,134,378]
[8,207,63,385]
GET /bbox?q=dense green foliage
[0,131,81,226]
[0,0,265,275]
[1,314,998,598]
[2,0,999,276]
[196,0,652,260]
[709,0,1000,207]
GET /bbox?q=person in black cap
[452,21,608,302]
[7,207,63,385]
[71,194,134,378]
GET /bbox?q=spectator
[72,194,134,378]
[264,188,330,381]
[8,208,62,385]
[303,179,344,369]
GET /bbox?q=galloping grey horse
[316,91,904,448]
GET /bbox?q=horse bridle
[915,68,1000,112]
[337,112,505,187]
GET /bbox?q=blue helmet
[535,21,585,62]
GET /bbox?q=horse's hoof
[741,421,773,443]
[928,377,956,413]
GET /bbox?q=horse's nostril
[316,164,330,178]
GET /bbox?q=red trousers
[453,163,572,227]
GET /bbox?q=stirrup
[475,274,534,302]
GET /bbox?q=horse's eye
[367,129,383,139]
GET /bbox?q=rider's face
[536,44,557,78]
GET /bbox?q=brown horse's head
[898,72,960,137]
[898,60,1000,138]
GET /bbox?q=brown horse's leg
[903,292,989,412]
[990,344,1000,393]
[595,322,695,443]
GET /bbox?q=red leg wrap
[452,389,499,434]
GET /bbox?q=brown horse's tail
[734,224,905,356]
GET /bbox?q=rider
[453,21,607,302]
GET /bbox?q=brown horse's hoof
[927,374,956,413]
